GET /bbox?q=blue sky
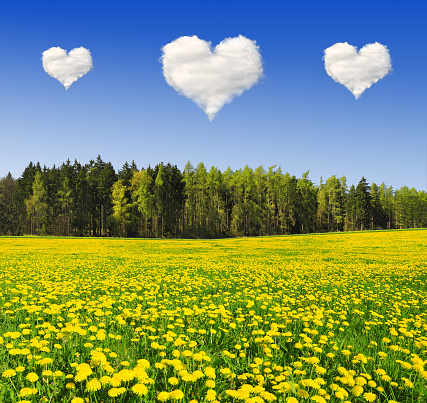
[0,0,426,191]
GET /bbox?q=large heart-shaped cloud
[324,42,392,99]
[161,35,263,121]
[42,47,93,90]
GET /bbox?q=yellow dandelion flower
[226,390,240,398]
[2,369,16,378]
[158,391,170,401]
[110,376,122,387]
[132,382,148,396]
[311,396,326,403]
[286,398,299,403]
[352,385,364,396]
[363,392,377,402]
[155,362,165,369]
[26,372,39,382]
[74,372,89,382]
[381,374,391,382]
[297,389,309,398]
[356,376,367,386]
[169,389,185,400]
[260,391,277,401]
[192,370,204,379]
[315,366,326,375]
[137,359,150,368]
[236,389,251,399]
[108,388,121,397]
[168,377,179,385]
[204,367,216,379]
[19,388,34,397]
[337,367,348,375]
[71,398,85,403]
[206,379,215,388]
[86,378,102,392]
[9,349,21,355]
[100,375,111,385]
[205,389,217,402]
[182,350,193,357]
[117,369,134,382]
[66,382,75,389]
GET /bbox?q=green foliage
[1,158,426,238]
[111,179,130,236]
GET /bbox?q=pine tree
[355,177,371,231]
[296,171,317,233]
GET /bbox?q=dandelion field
[1,230,427,403]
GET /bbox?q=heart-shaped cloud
[42,47,93,90]
[161,35,263,121]
[323,42,392,99]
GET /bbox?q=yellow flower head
[351,385,364,396]
[86,378,102,392]
[363,392,377,402]
[204,366,216,379]
[132,382,148,396]
[206,379,216,388]
[26,372,39,382]
[158,391,170,401]
[109,376,122,387]
[19,388,35,397]
[169,389,185,400]
[117,369,135,382]
[137,359,150,368]
[2,369,16,378]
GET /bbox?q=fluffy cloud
[161,35,263,121]
[42,47,93,90]
[324,42,392,99]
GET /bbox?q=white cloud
[42,47,93,90]
[324,42,392,99]
[161,35,263,121]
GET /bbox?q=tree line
[0,155,426,238]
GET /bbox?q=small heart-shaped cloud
[324,42,392,99]
[161,35,263,120]
[42,47,93,90]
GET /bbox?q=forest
[0,155,426,238]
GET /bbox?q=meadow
[0,229,426,403]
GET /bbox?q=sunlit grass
[0,229,426,402]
